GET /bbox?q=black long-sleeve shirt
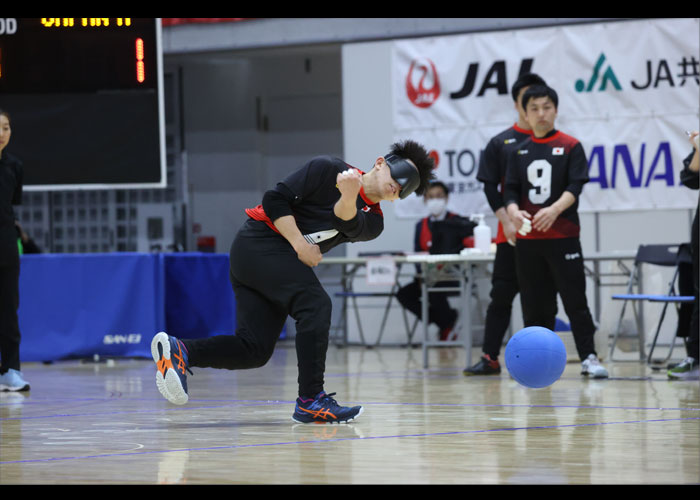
[245,156,384,254]
[0,151,22,263]
[477,124,532,243]
[681,150,699,192]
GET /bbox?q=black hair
[521,84,559,110]
[389,139,436,197]
[511,73,547,103]
[427,180,449,197]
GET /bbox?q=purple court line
[1,415,698,465]
[0,398,700,422]
[2,398,699,422]
[0,400,288,421]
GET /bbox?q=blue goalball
[505,326,567,389]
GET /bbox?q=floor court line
[2,398,698,422]
[2,415,698,466]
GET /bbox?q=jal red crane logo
[406,58,441,108]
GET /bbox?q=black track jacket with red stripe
[245,156,384,253]
[477,123,532,244]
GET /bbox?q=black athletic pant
[182,220,332,399]
[515,237,597,361]
[481,242,520,359]
[396,279,458,331]
[687,207,699,359]
[0,260,20,374]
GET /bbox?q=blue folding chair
[609,243,694,362]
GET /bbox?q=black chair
[609,243,694,362]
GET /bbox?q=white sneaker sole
[668,369,700,380]
[151,332,189,405]
[0,383,29,392]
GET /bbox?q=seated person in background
[396,181,476,341]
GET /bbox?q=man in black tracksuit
[151,140,435,423]
[464,73,546,376]
[504,85,609,379]
[668,131,699,379]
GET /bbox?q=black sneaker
[463,355,501,376]
[292,392,363,424]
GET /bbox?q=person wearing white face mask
[426,196,448,219]
[396,181,476,341]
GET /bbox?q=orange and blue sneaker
[151,332,192,405]
[292,391,363,424]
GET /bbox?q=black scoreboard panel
[0,18,165,189]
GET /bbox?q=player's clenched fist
[336,169,362,198]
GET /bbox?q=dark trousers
[515,237,597,361]
[396,279,457,331]
[0,261,20,373]
[688,207,699,358]
[482,242,520,359]
[182,220,332,399]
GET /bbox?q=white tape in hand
[518,219,532,236]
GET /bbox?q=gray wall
[168,46,343,253]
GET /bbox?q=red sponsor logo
[406,58,440,108]
[428,150,440,169]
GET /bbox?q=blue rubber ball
[505,326,567,388]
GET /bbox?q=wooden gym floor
[1,344,698,485]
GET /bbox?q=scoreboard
[0,18,165,189]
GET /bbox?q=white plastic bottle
[471,214,492,253]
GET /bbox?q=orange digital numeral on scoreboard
[135,38,145,83]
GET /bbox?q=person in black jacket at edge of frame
[0,109,29,393]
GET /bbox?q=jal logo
[450,58,535,99]
[406,58,441,108]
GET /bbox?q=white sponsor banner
[391,18,699,216]
[391,127,497,219]
[565,113,698,212]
